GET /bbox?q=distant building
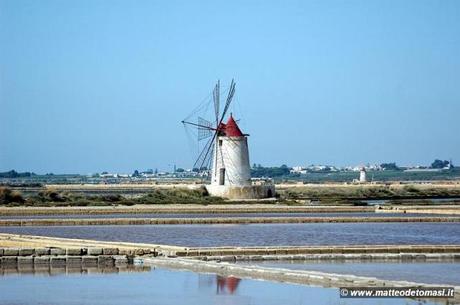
[445,160,454,170]
[359,167,367,183]
[290,166,307,174]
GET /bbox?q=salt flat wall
[206,184,275,199]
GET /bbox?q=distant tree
[176,168,185,173]
[0,170,34,178]
[132,170,140,177]
[251,164,291,178]
[0,170,18,178]
[380,163,400,170]
[431,159,450,169]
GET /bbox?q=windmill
[182,80,274,199]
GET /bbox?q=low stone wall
[0,246,155,269]
[206,185,275,199]
[1,216,459,226]
[199,253,460,262]
[0,233,184,257]
[173,245,460,257]
[0,205,374,216]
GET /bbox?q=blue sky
[1,0,459,174]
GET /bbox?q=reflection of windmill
[182,80,274,199]
[216,276,241,294]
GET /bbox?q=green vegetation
[0,186,225,207]
[2,183,460,207]
[380,163,400,171]
[251,164,290,177]
[280,184,460,201]
[134,188,224,205]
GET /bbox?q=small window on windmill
[219,140,223,146]
[219,168,225,185]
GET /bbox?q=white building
[359,167,367,183]
[291,166,307,174]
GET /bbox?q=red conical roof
[224,114,244,137]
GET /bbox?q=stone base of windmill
[206,184,275,200]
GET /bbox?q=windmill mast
[212,81,220,182]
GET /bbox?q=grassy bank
[3,183,460,207]
[0,186,227,207]
[278,184,460,201]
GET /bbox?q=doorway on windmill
[219,168,225,185]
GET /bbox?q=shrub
[0,187,25,204]
[100,194,123,202]
[37,188,66,202]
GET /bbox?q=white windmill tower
[182,80,274,199]
[211,114,251,187]
[359,166,367,183]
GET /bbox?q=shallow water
[245,261,460,285]
[0,212,443,219]
[0,267,442,305]
[1,222,459,247]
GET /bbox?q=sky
[0,0,459,174]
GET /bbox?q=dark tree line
[251,164,291,178]
[0,170,35,178]
[380,163,400,170]
[431,159,452,169]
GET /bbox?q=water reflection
[217,276,241,294]
[0,264,151,276]
[198,274,242,294]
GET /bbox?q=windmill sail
[213,80,220,126]
[182,79,236,174]
[198,117,213,141]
